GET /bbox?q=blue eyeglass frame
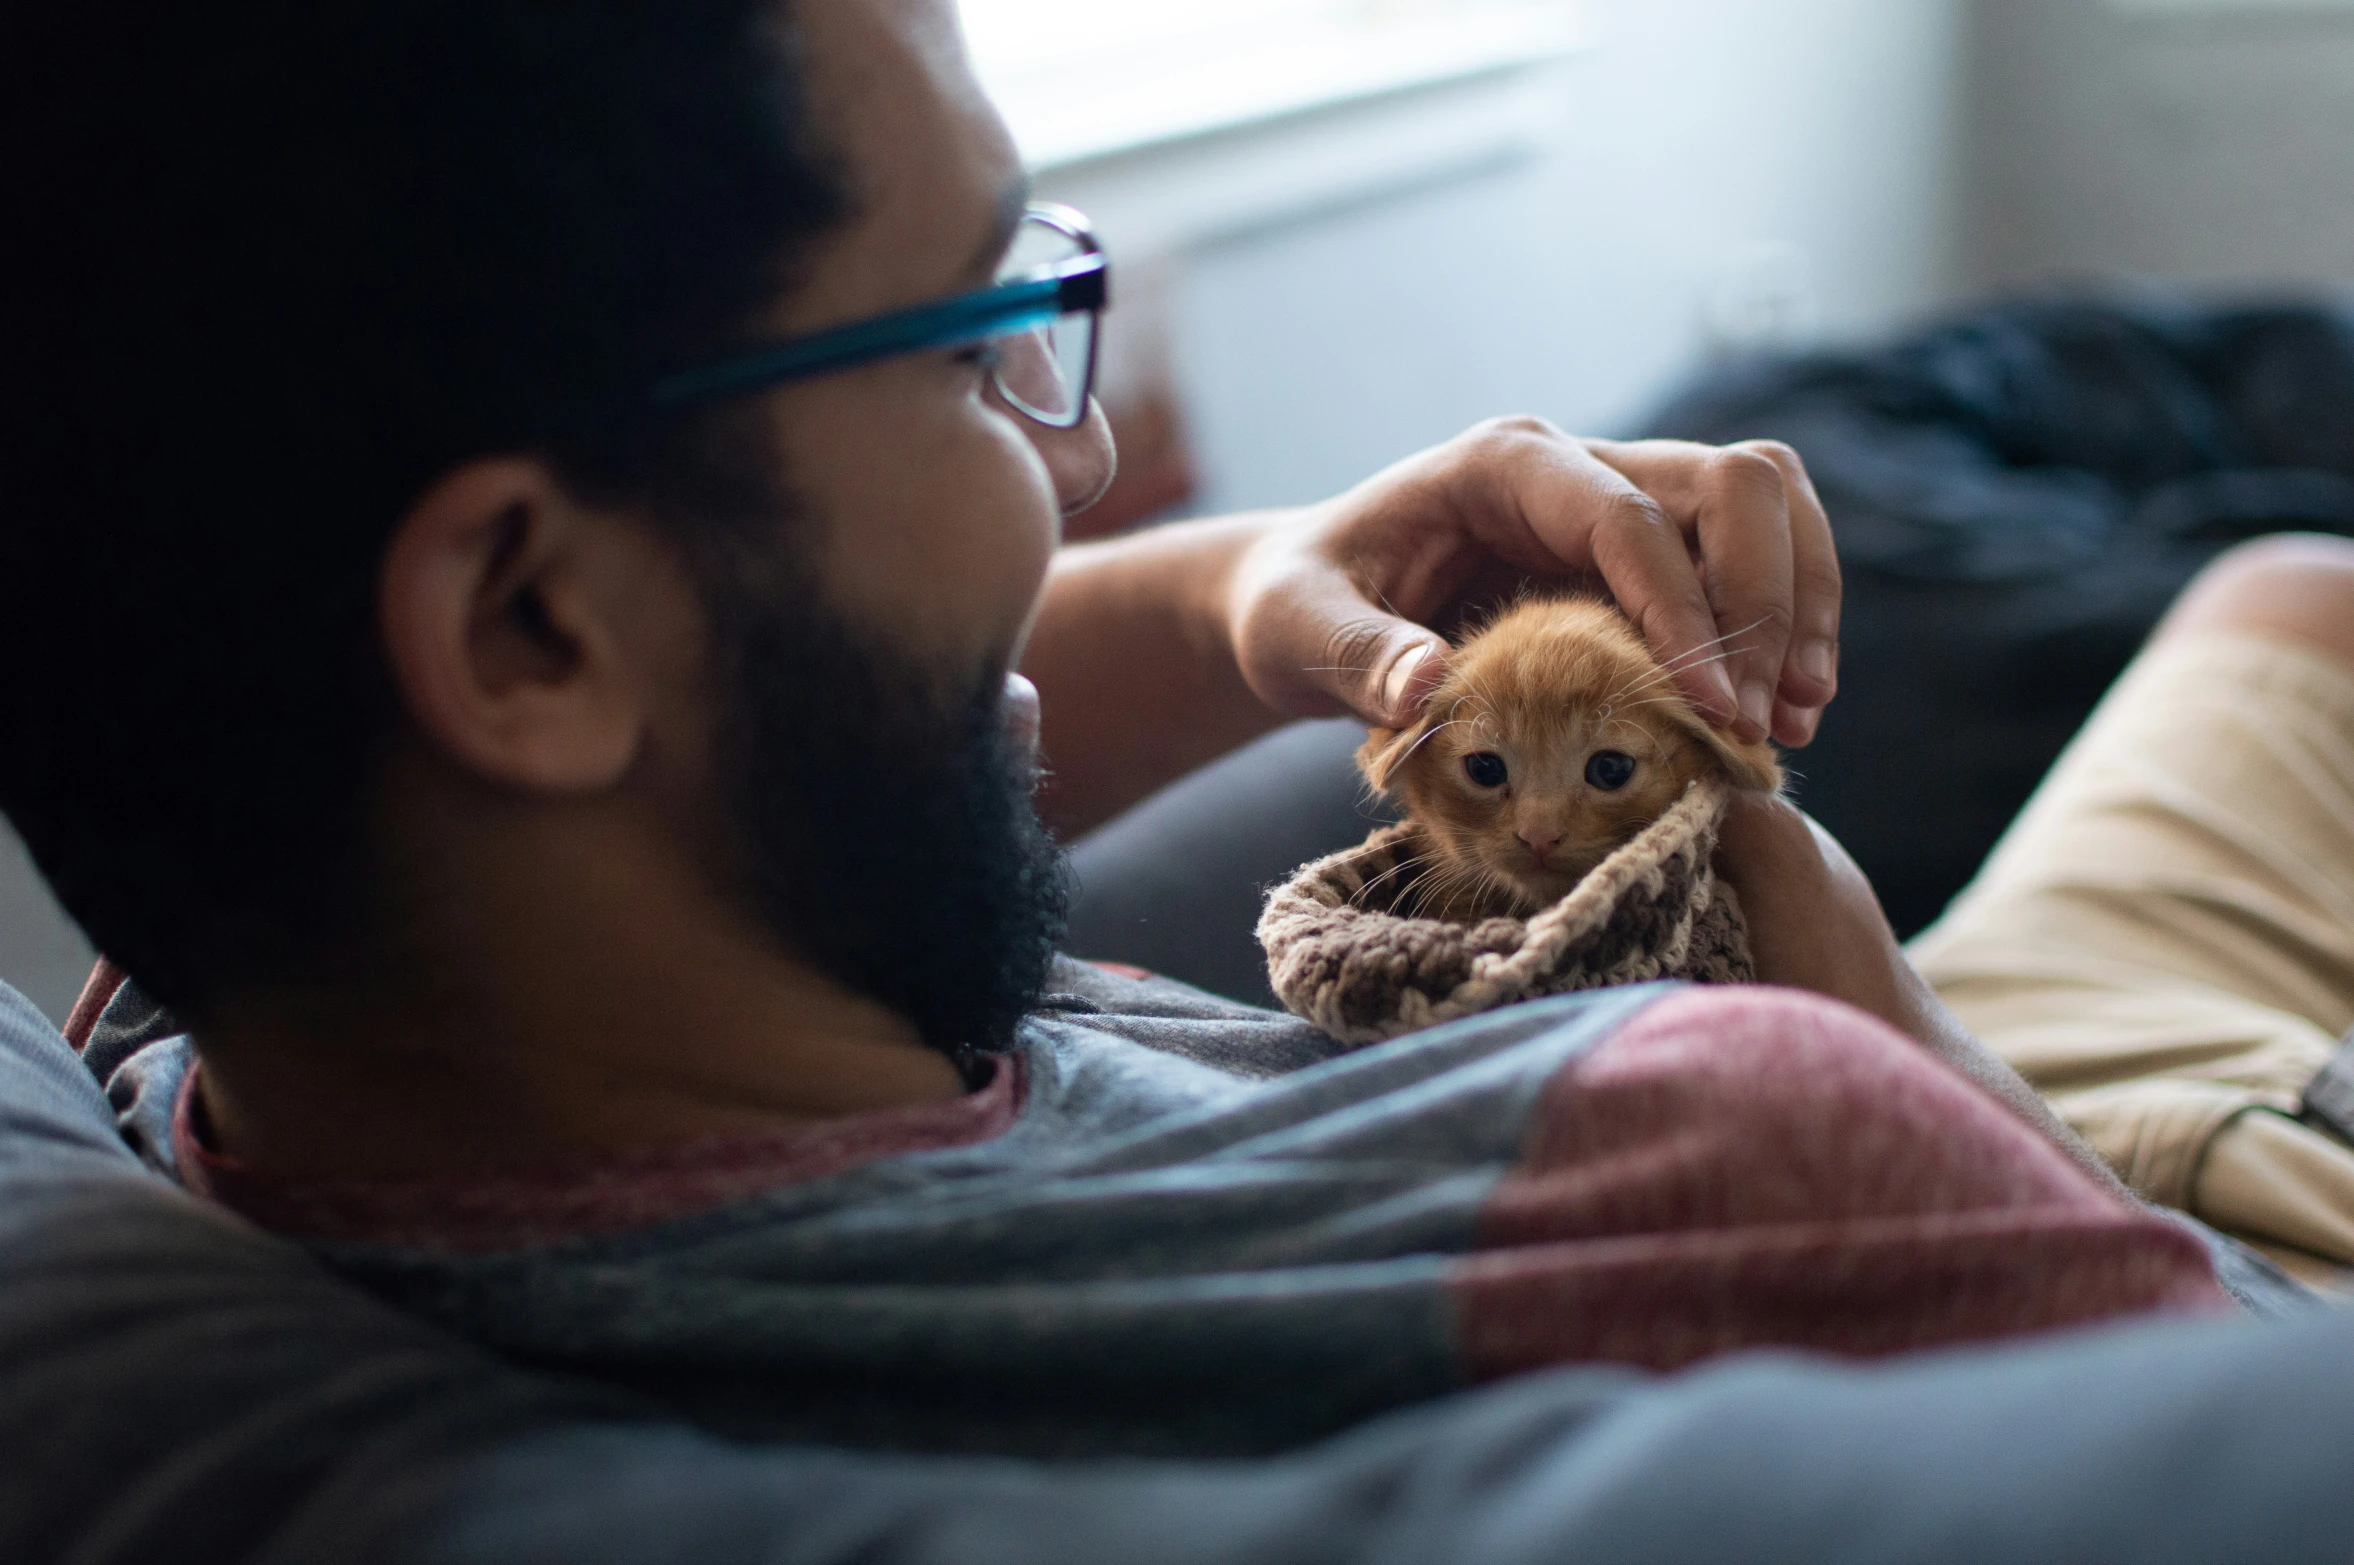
[648,202,1108,429]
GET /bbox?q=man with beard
[3,1,2348,1561]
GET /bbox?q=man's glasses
[650,203,1107,430]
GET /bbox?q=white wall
[1968,0,2354,291]
[1168,0,1969,513]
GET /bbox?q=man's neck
[194,816,965,1183]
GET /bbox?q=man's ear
[378,457,672,793]
[1669,705,1785,794]
[1356,716,1436,793]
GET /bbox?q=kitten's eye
[1462,752,1509,789]
[1585,750,1637,792]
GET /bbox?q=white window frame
[960,0,1590,172]
[2103,0,2354,13]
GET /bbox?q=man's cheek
[801,397,1058,681]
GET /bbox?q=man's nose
[1028,396,1119,517]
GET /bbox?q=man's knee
[2159,532,2354,668]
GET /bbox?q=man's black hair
[0,1,850,1013]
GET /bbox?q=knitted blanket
[1258,778,1753,1044]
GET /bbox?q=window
[2103,0,2354,12]
[959,0,1587,169]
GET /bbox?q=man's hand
[1713,791,1925,1036]
[1028,417,1840,833]
[1223,418,1842,746]
[1714,792,2136,1200]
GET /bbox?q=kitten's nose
[1516,826,1563,865]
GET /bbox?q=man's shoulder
[0,980,138,1179]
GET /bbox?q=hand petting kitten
[1224,416,1840,748]
[1032,415,1837,836]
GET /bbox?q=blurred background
[989,0,2354,526]
[12,0,2354,1019]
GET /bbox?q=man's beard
[697,557,1069,1062]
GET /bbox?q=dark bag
[1641,290,2354,934]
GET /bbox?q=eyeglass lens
[992,214,1096,429]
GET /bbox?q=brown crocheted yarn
[1258,778,1753,1045]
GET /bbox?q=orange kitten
[1357,596,1782,920]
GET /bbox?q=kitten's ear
[1670,707,1785,794]
[1356,720,1431,793]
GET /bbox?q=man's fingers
[1586,437,1835,745]
[1487,436,1737,726]
[1760,440,1841,742]
[1772,695,1821,748]
[1587,439,1792,741]
[1252,420,1844,743]
[1235,554,1451,726]
[1375,636,1448,726]
[1688,444,1796,740]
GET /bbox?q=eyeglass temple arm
[651,254,1107,410]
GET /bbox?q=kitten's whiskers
[1353,852,1434,910]
[1603,615,1775,704]
[1390,716,1473,771]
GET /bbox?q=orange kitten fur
[1357,596,1782,920]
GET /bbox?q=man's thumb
[1247,562,1451,723]
[1359,630,1448,728]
